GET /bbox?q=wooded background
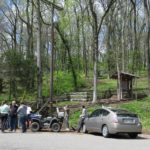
[0,0,150,105]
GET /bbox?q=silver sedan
[83,107,142,138]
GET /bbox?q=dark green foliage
[0,49,36,100]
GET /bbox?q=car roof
[101,107,132,114]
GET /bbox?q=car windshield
[110,109,137,117]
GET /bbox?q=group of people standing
[0,101,88,133]
[0,101,32,133]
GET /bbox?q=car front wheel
[102,125,110,138]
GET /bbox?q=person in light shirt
[77,105,88,132]
[0,101,10,132]
[17,101,27,133]
[63,105,70,131]
[26,104,32,128]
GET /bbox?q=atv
[30,111,64,132]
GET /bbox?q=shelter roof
[111,72,139,80]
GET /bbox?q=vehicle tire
[82,124,88,133]
[31,122,40,132]
[128,133,138,139]
[51,122,61,132]
[102,125,110,138]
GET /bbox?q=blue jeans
[19,115,27,133]
[10,116,17,131]
[77,117,85,132]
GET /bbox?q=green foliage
[76,73,87,88]
[97,79,117,92]
[0,94,9,102]
[134,77,148,90]
[70,110,81,127]
[17,90,37,102]
[42,71,86,97]
[0,49,36,100]
[138,69,147,77]
[42,72,74,97]
[54,71,74,95]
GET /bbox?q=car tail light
[112,116,118,123]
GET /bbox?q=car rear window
[111,109,137,117]
[117,113,137,117]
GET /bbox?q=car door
[92,109,103,132]
[99,109,110,131]
[85,109,102,132]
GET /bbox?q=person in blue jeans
[17,102,27,133]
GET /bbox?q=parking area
[0,131,150,150]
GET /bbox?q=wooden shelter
[112,72,138,100]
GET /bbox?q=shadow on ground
[89,132,148,140]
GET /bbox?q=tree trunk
[130,0,138,73]
[50,3,54,105]
[79,0,88,77]
[143,0,150,95]
[36,0,42,107]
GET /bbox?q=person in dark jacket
[9,101,18,131]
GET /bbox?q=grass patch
[135,77,148,90]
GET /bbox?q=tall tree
[143,0,150,95]
[89,0,116,102]
[36,0,42,107]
